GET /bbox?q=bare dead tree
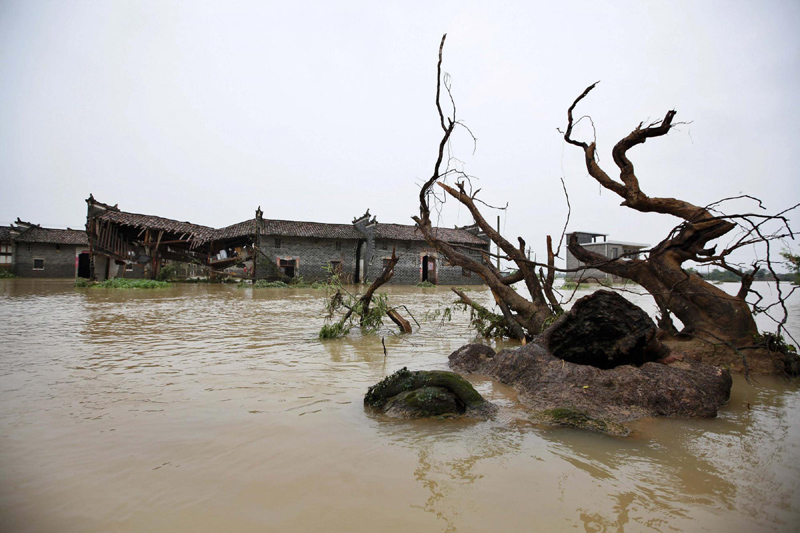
[563,82,798,346]
[412,34,564,339]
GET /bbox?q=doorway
[421,254,436,284]
[77,252,90,279]
[355,240,365,283]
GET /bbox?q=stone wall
[252,234,486,285]
[365,240,484,285]
[13,243,86,278]
[255,236,361,282]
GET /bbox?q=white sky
[1,0,798,269]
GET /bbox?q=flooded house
[2,220,90,278]
[85,196,489,285]
[565,231,648,282]
[0,226,12,273]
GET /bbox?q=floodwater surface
[0,279,798,532]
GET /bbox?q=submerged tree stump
[364,367,495,419]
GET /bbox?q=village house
[0,226,12,273]
[2,220,90,278]
[85,196,489,285]
[565,231,648,282]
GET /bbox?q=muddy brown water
[0,279,798,532]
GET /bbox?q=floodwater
[0,279,798,532]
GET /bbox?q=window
[382,258,393,270]
[275,238,281,248]
[335,241,341,251]
[330,260,343,275]
[611,247,619,259]
[33,258,44,270]
[0,244,11,265]
[125,263,134,272]
[279,258,297,278]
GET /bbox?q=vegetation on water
[156,264,178,281]
[240,275,327,289]
[0,269,17,278]
[319,256,409,339]
[561,281,589,290]
[424,289,527,338]
[75,278,171,289]
[318,320,352,339]
[320,282,391,339]
[685,266,793,283]
[416,281,436,288]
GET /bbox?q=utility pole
[496,215,501,271]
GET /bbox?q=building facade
[247,209,489,285]
[85,197,490,285]
[5,220,90,278]
[565,231,648,282]
[0,226,12,273]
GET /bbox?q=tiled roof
[259,219,362,240]
[13,226,89,245]
[0,226,11,242]
[85,198,486,247]
[255,219,486,245]
[375,223,487,245]
[213,219,258,240]
[96,210,214,241]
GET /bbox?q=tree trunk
[563,83,760,346]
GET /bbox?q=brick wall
[13,243,85,278]
[255,236,361,282]
[252,234,487,285]
[367,240,485,285]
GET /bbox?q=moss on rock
[365,367,493,418]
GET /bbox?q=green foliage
[288,275,313,288]
[781,249,800,284]
[243,274,328,290]
[539,310,564,332]
[93,278,171,289]
[444,300,510,338]
[416,281,436,288]
[73,277,92,287]
[360,292,389,332]
[156,264,177,281]
[318,264,393,339]
[0,269,17,278]
[756,332,797,355]
[561,281,589,290]
[423,306,453,324]
[248,280,290,289]
[319,321,352,339]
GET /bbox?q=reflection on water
[0,279,798,532]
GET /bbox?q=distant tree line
[685,266,795,283]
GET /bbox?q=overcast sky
[1,0,798,269]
